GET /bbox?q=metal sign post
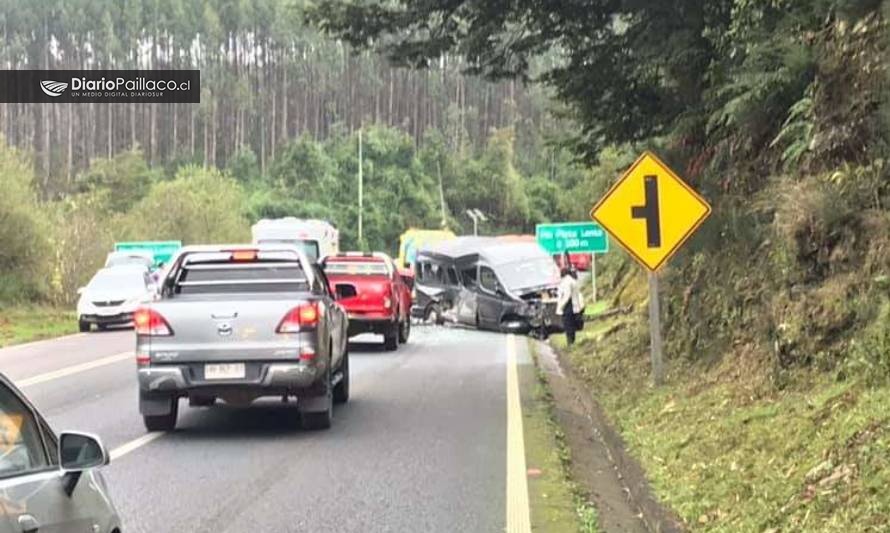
[591,151,711,386]
[647,271,664,385]
[591,252,597,303]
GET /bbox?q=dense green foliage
[0,0,562,199]
[315,0,890,377]
[0,123,584,305]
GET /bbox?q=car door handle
[18,514,39,533]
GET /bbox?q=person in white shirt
[556,266,583,345]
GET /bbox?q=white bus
[251,218,339,262]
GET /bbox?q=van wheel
[398,318,410,344]
[143,398,178,432]
[428,303,446,325]
[78,320,90,333]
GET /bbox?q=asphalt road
[1,324,522,533]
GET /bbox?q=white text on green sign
[535,222,609,254]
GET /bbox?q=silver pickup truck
[134,245,349,431]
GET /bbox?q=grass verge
[0,306,77,347]
[521,340,600,532]
[559,300,890,531]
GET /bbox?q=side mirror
[60,431,108,472]
[58,431,108,496]
[76,287,85,295]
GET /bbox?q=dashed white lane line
[110,431,166,461]
[16,351,132,388]
[505,334,531,533]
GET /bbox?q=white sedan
[76,265,157,332]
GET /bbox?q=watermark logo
[0,70,200,103]
[39,80,68,97]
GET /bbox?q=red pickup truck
[322,253,412,351]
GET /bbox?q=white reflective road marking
[17,351,132,388]
[110,431,165,461]
[505,334,531,533]
[0,333,88,352]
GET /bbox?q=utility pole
[358,128,363,246]
[437,160,447,227]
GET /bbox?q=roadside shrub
[120,165,249,244]
[846,300,890,385]
[0,139,51,303]
[46,193,115,305]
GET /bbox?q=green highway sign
[114,241,182,266]
[535,222,609,254]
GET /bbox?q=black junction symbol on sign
[631,175,661,248]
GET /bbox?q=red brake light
[134,308,172,336]
[277,302,319,333]
[231,249,257,261]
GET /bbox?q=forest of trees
[0,0,596,305]
[0,0,564,200]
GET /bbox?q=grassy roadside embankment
[551,280,890,531]
[0,306,77,347]
[520,338,600,532]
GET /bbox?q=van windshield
[256,239,320,261]
[497,257,560,292]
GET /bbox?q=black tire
[398,317,410,344]
[333,349,350,404]
[383,326,399,351]
[302,368,333,430]
[142,398,178,431]
[97,323,109,331]
[433,304,446,326]
[78,320,90,333]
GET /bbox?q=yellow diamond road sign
[590,151,711,271]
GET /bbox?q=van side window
[447,267,459,286]
[461,266,477,287]
[480,266,499,293]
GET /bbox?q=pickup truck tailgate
[142,295,309,363]
[328,275,391,313]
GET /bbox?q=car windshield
[496,257,559,291]
[325,261,389,276]
[106,254,152,268]
[87,269,145,292]
[256,239,320,261]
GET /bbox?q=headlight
[76,298,92,314]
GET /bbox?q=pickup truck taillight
[277,302,319,333]
[383,296,392,309]
[133,308,173,336]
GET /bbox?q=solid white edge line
[505,333,532,533]
[16,351,132,388]
[0,332,88,352]
[109,431,166,461]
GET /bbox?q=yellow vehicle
[397,229,457,269]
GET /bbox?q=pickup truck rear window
[175,262,309,294]
[324,262,389,276]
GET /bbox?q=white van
[251,218,339,262]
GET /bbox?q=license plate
[204,363,245,380]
